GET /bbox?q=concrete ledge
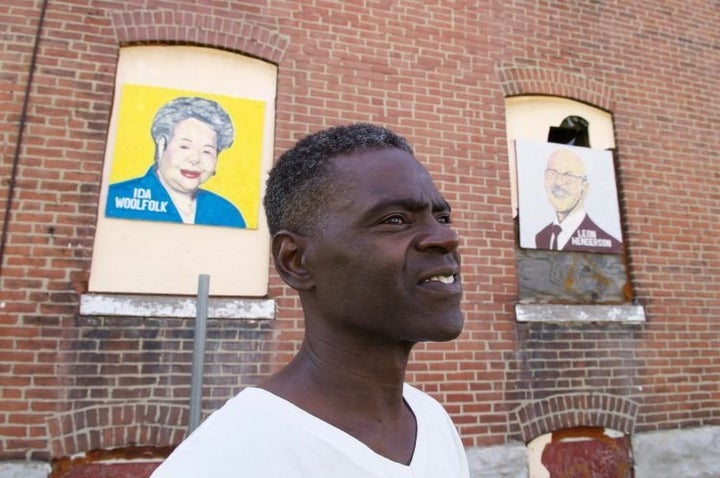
[79,293,275,320]
[515,304,645,323]
[0,461,51,478]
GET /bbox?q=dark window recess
[548,115,590,147]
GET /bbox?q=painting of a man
[105,96,246,228]
[517,140,623,254]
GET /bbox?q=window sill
[79,293,275,320]
[515,303,645,324]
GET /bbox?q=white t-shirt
[151,384,469,478]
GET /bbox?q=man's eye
[382,215,406,225]
[437,214,452,224]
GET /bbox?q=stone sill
[79,293,275,320]
[515,304,645,323]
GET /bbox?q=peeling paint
[529,428,632,478]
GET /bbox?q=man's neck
[264,335,410,411]
[260,335,417,464]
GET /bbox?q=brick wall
[0,0,718,461]
[44,316,274,458]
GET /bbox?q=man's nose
[415,221,459,254]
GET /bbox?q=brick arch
[109,9,289,64]
[46,402,188,458]
[496,63,615,112]
[514,392,640,443]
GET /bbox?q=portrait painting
[104,83,265,229]
[516,139,623,254]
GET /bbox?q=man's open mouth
[422,273,456,284]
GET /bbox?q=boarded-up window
[90,46,277,296]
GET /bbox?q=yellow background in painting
[109,83,265,229]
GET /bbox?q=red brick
[1,0,719,461]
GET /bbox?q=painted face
[303,148,463,344]
[156,118,219,195]
[544,149,588,219]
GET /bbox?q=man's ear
[271,231,314,291]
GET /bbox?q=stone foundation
[466,426,720,478]
[2,426,718,478]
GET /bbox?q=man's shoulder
[150,388,285,477]
[403,383,452,419]
[403,383,435,402]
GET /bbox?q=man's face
[302,148,463,344]
[544,149,588,219]
[156,118,219,195]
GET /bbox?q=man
[105,96,246,228]
[151,123,469,477]
[535,148,622,254]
